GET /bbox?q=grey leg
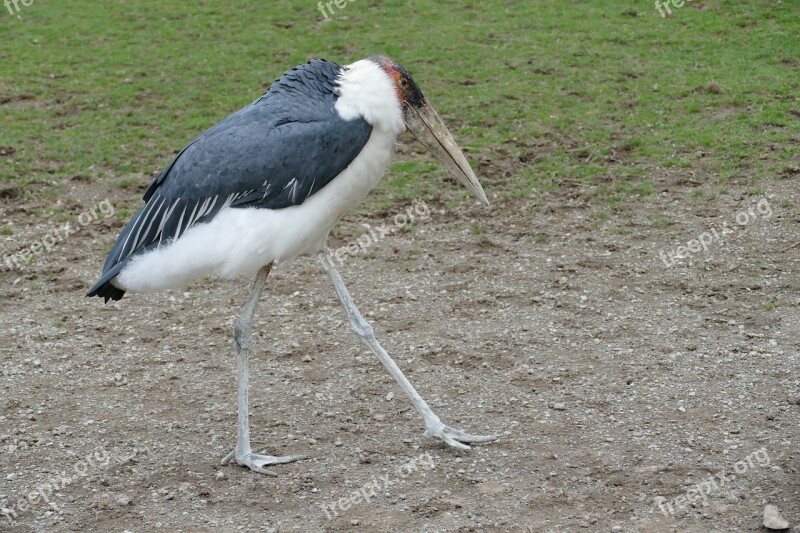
[318,248,497,450]
[221,262,307,474]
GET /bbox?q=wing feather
[87,59,373,302]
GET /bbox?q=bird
[87,55,496,474]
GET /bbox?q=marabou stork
[87,56,496,474]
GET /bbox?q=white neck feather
[335,59,404,134]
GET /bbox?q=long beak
[404,100,489,205]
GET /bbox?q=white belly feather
[115,126,396,292]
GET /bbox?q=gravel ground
[0,174,798,532]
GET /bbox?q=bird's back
[87,59,373,302]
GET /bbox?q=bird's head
[368,55,489,205]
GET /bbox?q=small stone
[215,471,225,480]
[385,392,394,401]
[32,359,41,367]
[552,403,567,410]
[611,527,623,532]
[374,414,386,421]
[291,340,300,349]
[763,504,790,530]
[117,495,131,506]
[302,355,312,363]
[6,473,17,481]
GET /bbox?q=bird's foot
[425,421,498,450]
[220,449,308,476]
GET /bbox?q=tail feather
[86,259,127,302]
[87,204,147,303]
[86,280,126,303]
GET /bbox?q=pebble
[763,504,790,530]
[611,527,622,532]
[386,392,394,401]
[552,403,567,410]
[302,355,312,363]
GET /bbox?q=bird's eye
[400,78,408,88]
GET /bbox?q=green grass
[650,217,676,228]
[470,224,486,235]
[1,0,798,213]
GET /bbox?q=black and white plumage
[88,56,494,474]
[88,59,374,301]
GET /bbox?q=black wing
[88,59,372,302]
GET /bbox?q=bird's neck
[335,60,404,135]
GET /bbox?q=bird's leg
[221,262,307,475]
[318,248,497,450]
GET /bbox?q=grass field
[2,0,798,217]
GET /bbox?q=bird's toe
[221,450,309,475]
[427,424,498,450]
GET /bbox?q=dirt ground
[0,167,798,532]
